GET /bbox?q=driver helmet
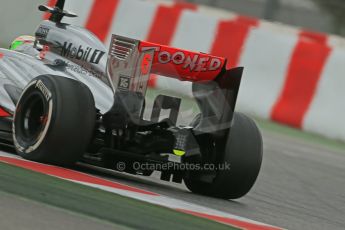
[10,35,36,51]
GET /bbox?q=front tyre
[13,75,96,166]
[184,112,263,199]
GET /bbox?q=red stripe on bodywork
[0,156,158,196]
[146,2,197,87]
[43,0,58,20]
[0,107,10,117]
[85,0,120,42]
[211,16,258,69]
[178,209,283,230]
[271,31,331,128]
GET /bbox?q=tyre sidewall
[13,77,56,160]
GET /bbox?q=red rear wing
[139,41,226,81]
[107,35,227,94]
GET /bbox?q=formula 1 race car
[0,0,262,199]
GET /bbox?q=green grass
[255,117,345,152]
[0,162,237,230]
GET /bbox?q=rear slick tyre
[13,75,96,166]
[184,112,263,199]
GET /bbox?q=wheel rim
[18,92,48,144]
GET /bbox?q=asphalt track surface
[75,128,345,230]
[0,192,122,230]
